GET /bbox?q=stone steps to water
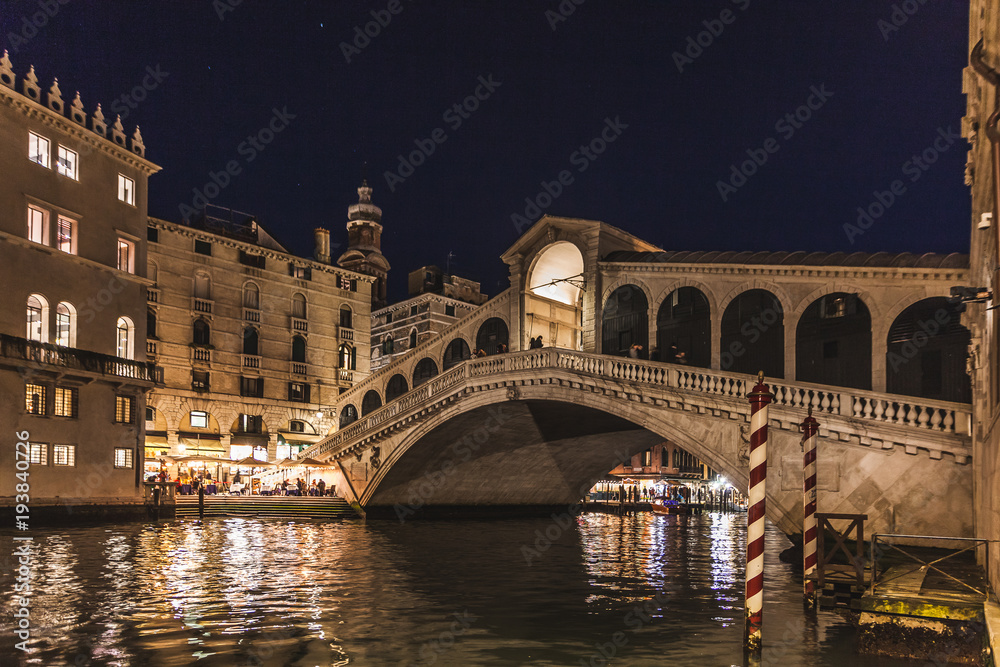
[174,495,358,519]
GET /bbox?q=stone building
[0,53,161,517]
[337,182,390,309]
[965,0,1000,591]
[145,207,373,465]
[371,266,487,372]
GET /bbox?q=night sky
[1,1,971,302]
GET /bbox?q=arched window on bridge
[656,287,710,366]
[526,241,585,350]
[476,318,509,355]
[796,293,871,390]
[720,289,784,378]
[361,390,382,416]
[443,337,471,370]
[887,297,970,403]
[385,374,409,402]
[602,285,648,357]
[340,404,358,427]
[413,357,438,387]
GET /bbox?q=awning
[278,431,323,444]
[230,434,269,446]
[144,435,169,446]
[180,438,227,454]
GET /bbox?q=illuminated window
[339,344,356,370]
[114,448,133,469]
[190,411,208,428]
[57,216,76,254]
[118,174,135,205]
[54,386,77,418]
[55,302,76,347]
[27,205,47,244]
[117,239,135,273]
[29,442,47,465]
[27,294,47,342]
[114,395,134,424]
[53,445,76,466]
[56,145,78,179]
[29,132,50,167]
[25,383,46,415]
[116,316,134,359]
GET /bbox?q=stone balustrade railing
[302,347,972,462]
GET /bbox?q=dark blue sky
[2,1,971,301]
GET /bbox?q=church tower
[337,181,390,309]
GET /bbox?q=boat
[650,497,693,515]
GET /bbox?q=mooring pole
[745,371,772,661]
[801,406,819,606]
[198,485,205,519]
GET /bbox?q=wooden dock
[174,495,359,519]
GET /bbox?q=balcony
[291,361,307,375]
[146,287,159,303]
[243,354,261,369]
[146,340,157,356]
[1,334,162,384]
[340,328,354,341]
[291,317,308,333]
[244,308,261,323]
[193,297,213,314]
[193,347,211,364]
[338,369,353,382]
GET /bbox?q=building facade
[0,53,161,516]
[370,266,488,371]
[965,0,1000,592]
[145,210,373,466]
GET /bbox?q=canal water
[1,512,923,666]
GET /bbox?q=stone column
[167,429,181,456]
[871,323,888,393]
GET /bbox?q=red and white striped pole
[745,371,772,659]
[801,406,819,605]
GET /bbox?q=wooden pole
[745,371,772,660]
[801,406,819,605]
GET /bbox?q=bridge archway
[443,337,472,370]
[476,317,509,355]
[886,297,970,403]
[413,357,439,388]
[796,293,872,390]
[386,374,410,402]
[720,289,784,378]
[525,241,585,349]
[340,404,358,427]
[601,285,649,357]
[656,286,710,367]
[361,390,383,416]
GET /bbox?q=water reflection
[2,514,916,665]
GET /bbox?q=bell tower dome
[337,181,390,308]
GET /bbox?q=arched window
[194,272,211,300]
[602,286,649,356]
[292,293,307,319]
[339,344,356,370]
[26,294,48,342]
[242,327,259,356]
[292,335,306,362]
[382,335,394,355]
[148,261,158,284]
[385,374,409,401]
[796,293,872,390]
[147,308,157,339]
[720,289,784,378]
[193,319,211,346]
[409,329,417,349]
[243,282,260,310]
[413,357,438,387]
[340,305,353,329]
[340,404,358,427]
[116,316,135,360]
[656,287,710,367]
[361,390,382,416]
[887,297,970,402]
[476,318,509,355]
[55,302,76,347]
[443,338,471,370]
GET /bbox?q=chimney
[314,228,330,264]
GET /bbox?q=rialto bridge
[302,216,974,538]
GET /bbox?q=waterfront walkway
[174,495,357,519]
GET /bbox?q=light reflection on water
[1,514,918,666]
